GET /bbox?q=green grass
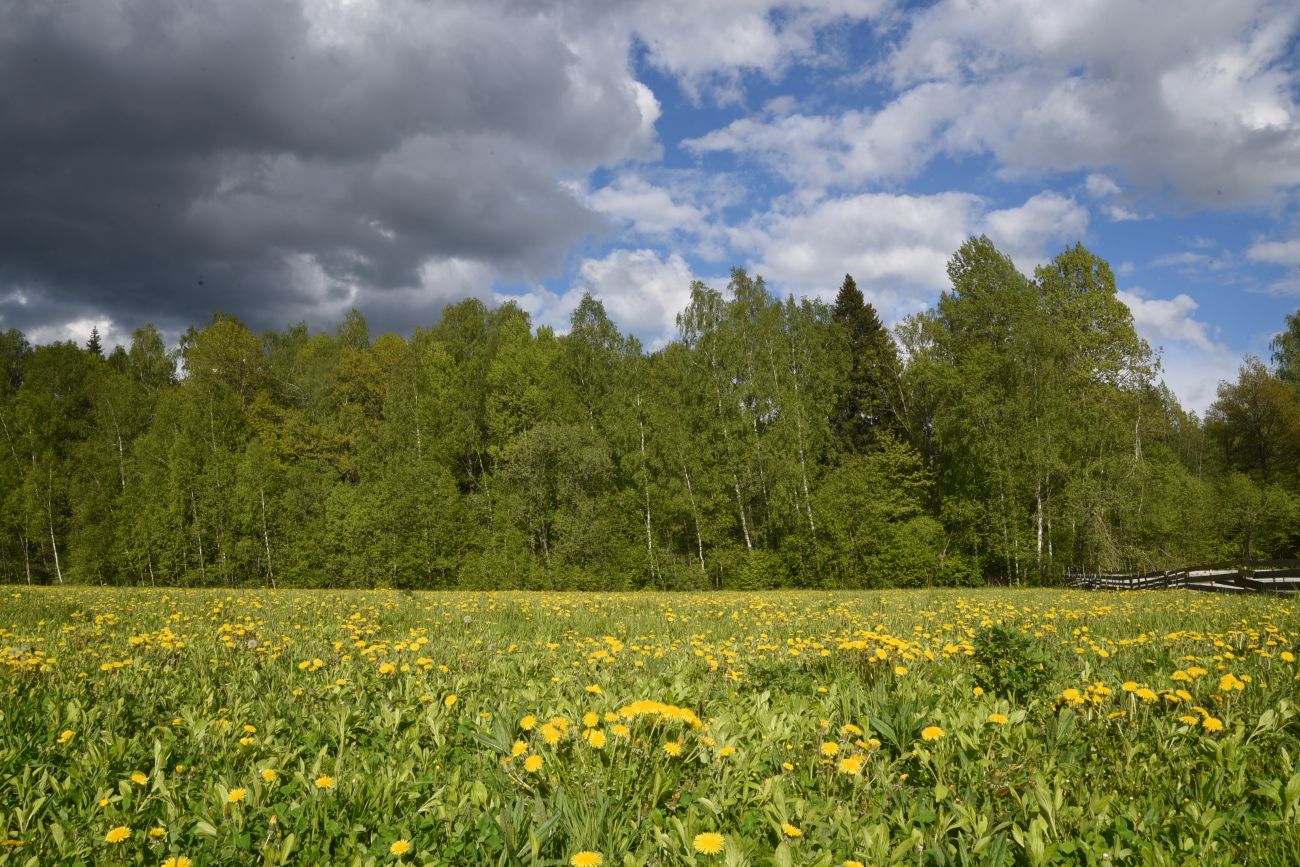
[0,587,1298,865]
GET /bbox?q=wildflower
[520,715,537,731]
[261,768,278,783]
[972,686,984,697]
[1135,688,1158,702]
[611,724,630,738]
[130,772,148,785]
[1179,715,1199,725]
[1060,688,1083,704]
[1282,651,1295,663]
[582,712,599,728]
[1202,717,1224,732]
[782,762,794,771]
[571,852,603,867]
[1121,681,1138,692]
[239,736,255,747]
[227,788,246,804]
[585,684,603,694]
[718,746,735,758]
[1219,674,1244,692]
[587,730,606,749]
[524,754,543,773]
[243,724,257,733]
[314,775,334,789]
[663,741,683,757]
[845,861,866,867]
[511,740,528,757]
[444,694,457,707]
[837,755,864,775]
[987,713,1008,725]
[819,741,839,757]
[693,832,725,855]
[56,730,74,745]
[921,725,944,741]
[390,839,412,856]
[894,666,908,676]
[162,858,193,867]
[781,823,802,838]
[104,826,131,844]
[378,663,395,675]
[148,827,166,838]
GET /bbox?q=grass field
[1,587,1298,866]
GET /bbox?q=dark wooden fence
[1063,562,1300,595]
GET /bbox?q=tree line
[2,238,1297,589]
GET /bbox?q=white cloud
[1153,252,1211,268]
[1116,288,1241,412]
[1155,342,1244,414]
[688,1,1300,207]
[1247,239,1300,265]
[585,174,708,239]
[980,192,1089,269]
[734,191,979,321]
[1084,173,1122,199]
[25,316,128,352]
[1117,290,1217,350]
[505,248,697,349]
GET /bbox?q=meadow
[0,588,1297,866]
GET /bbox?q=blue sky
[2,0,1298,412]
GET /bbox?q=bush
[971,623,1055,700]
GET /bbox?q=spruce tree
[831,274,901,451]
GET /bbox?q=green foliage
[0,243,1295,589]
[971,624,1056,701]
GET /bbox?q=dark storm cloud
[0,0,658,339]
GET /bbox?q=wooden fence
[1063,562,1300,595]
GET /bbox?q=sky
[2,0,1299,412]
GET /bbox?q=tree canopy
[1,239,1296,588]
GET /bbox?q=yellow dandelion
[104,826,131,844]
[663,740,683,756]
[1179,715,1199,725]
[314,775,335,789]
[587,730,607,749]
[819,741,839,757]
[692,832,725,855]
[571,852,603,867]
[987,713,1008,725]
[261,768,278,783]
[148,827,166,838]
[1202,717,1224,732]
[227,788,246,804]
[782,762,794,771]
[524,754,544,773]
[511,740,528,757]
[56,730,74,745]
[520,714,537,731]
[444,694,457,707]
[239,736,255,747]
[390,839,412,856]
[130,772,148,785]
[845,861,866,867]
[921,725,944,741]
[781,823,802,838]
[837,755,864,775]
[162,858,193,867]
[582,712,599,728]
[378,662,395,675]
[972,686,984,696]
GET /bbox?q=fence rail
[1064,562,1300,595]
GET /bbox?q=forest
[1,237,1297,589]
